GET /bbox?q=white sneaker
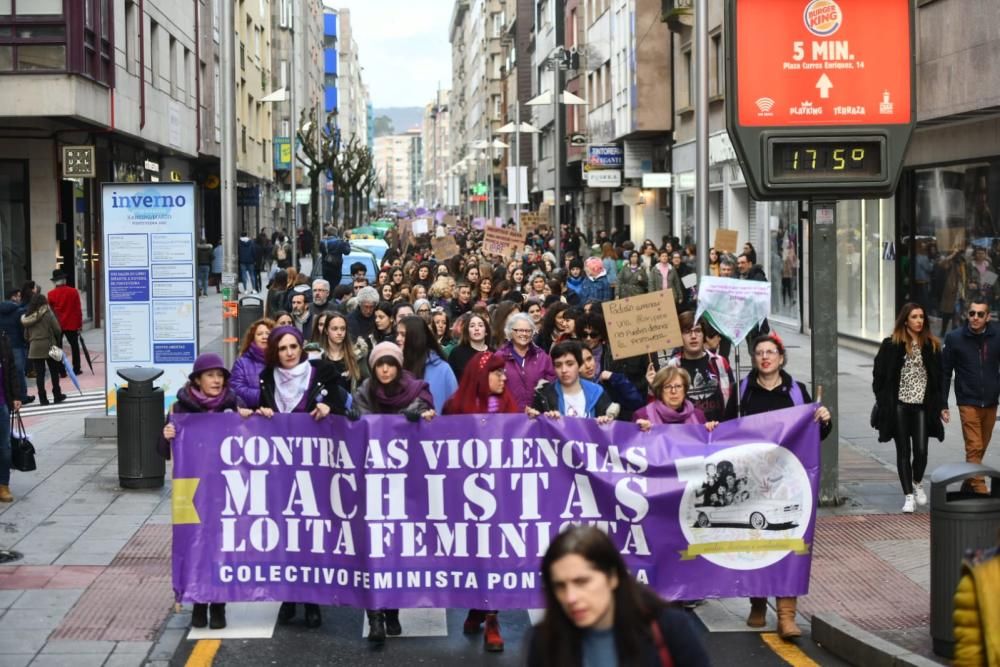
[913,482,927,506]
[902,494,915,513]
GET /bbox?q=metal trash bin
[116,368,166,489]
[929,462,1000,658]
[238,295,264,338]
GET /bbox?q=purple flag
[171,406,819,608]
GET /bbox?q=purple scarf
[187,385,230,411]
[373,370,435,411]
[645,399,702,425]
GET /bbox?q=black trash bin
[116,367,166,489]
[928,462,1000,658]
[238,295,264,338]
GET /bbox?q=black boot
[304,603,322,628]
[53,392,67,404]
[367,610,386,643]
[278,602,296,624]
[209,603,227,629]
[385,609,401,636]
[39,392,49,406]
[191,603,208,628]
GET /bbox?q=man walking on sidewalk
[942,296,1000,494]
[47,269,82,376]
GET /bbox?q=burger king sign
[804,0,842,37]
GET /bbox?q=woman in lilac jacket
[229,318,273,408]
[496,313,556,411]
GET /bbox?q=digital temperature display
[769,139,884,183]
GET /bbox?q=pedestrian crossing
[18,388,106,417]
[185,605,546,641]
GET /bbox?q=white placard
[102,183,198,415]
[412,218,429,235]
[682,273,698,289]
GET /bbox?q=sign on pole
[726,0,915,200]
[102,183,198,414]
[603,291,682,360]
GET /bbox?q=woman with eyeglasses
[872,303,944,513]
[443,351,520,653]
[723,333,831,640]
[498,312,556,411]
[396,315,458,412]
[634,367,717,431]
[413,298,433,323]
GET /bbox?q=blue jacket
[579,274,613,304]
[942,322,1000,408]
[423,351,458,413]
[0,300,27,349]
[566,274,585,296]
[534,378,614,418]
[600,371,646,414]
[211,245,224,273]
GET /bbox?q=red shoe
[463,609,486,634]
[483,613,504,652]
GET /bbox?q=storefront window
[0,161,31,297]
[0,45,11,70]
[906,162,1000,336]
[837,199,896,341]
[768,200,801,322]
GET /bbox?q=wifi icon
[755,97,775,113]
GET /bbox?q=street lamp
[472,138,509,223]
[528,49,588,265]
[497,111,541,231]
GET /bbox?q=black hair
[550,340,584,365]
[399,315,443,378]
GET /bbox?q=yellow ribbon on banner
[172,478,202,525]
[679,538,811,560]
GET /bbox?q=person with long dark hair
[256,326,355,630]
[20,293,65,405]
[443,351,519,652]
[447,312,492,380]
[318,311,369,395]
[527,525,709,666]
[396,315,457,412]
[353,342,435,643]
[873,303,945,512]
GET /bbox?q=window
[214,59,221,141]
[125,1,136,73]
[185,48,193,105]
[712,32,724,96]
[212,0,220,42]
[17,0,61,15]
[150,20,160,87]
[169,36,177,97]
[683,47,693,108]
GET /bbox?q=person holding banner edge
[723,333,831,640]
[353,341,435,643]
[255,325,357,630]
[159,353,254,630]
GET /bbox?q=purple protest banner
[171,406,819,609]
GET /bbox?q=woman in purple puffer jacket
[229,318,273,408]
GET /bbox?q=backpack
[739,375,805,408]
[276,244,287,261]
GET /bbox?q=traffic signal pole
[809,199,841,506]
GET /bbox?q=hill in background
[372,107,424,138]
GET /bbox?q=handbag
[10,410,36,472]
[48,345,64,362]
[870,402,880,429]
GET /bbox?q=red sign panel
[736,0,911,127]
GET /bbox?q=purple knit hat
[268,325,304,347]
[188,353,230,381]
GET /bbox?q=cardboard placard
[431,235,460,260]
[482,226,524,259]
[444,214,458,229]
[603,290,682,360]
[412,218,429,235]
[714,229,739,255]
[937,227,966,252]
[397,219,413,251]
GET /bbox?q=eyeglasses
[417,307,431,313]
[755,349,780,358]
[968,310,989,319]
[512,329,534,335]
[684,327,703,335]
[663,383,685,392]
[581,331,599,339]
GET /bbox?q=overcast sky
[324,1,453,109]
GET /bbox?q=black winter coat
[724,369,832,440]
[0,332,19,409]
[872,337,945,443]
[157,385,243,458]
[258,359,353,415]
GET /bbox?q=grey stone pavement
[0,289,995,666]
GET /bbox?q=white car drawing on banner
[693,499,801,530]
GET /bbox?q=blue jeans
[198,265,210,296]
[0,403,10,485]
[12,347,28,401]
[240,263,258,291]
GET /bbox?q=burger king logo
[803,0,842,37]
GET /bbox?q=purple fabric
[498,341,556,411]
[634,399,706,426]
[171,405,820,608]
[230,346,266,408]
[372,370,434,411]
